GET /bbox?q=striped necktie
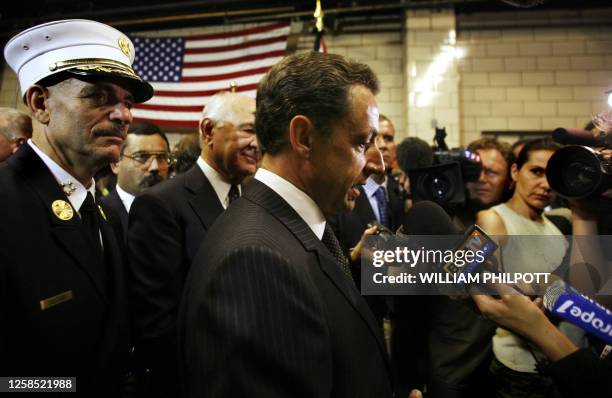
[322,225,354,283]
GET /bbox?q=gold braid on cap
[48,58,140,80]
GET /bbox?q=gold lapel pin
[51,200,74,221]
[98,205,107,221]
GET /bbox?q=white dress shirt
[28,139,95,214]
[115,184,136,213]
[197,156,241,209]
[28,139,102,247]
[362,176,388,224]
[254,167,326,240]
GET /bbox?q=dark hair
[510,137,531,152]
[379,114,392,124]
[584,120,596,131]
[396,137,433,171]
[172,133,201,174]
[255,52,379,155]
[515,138,560,169]
[123,121,169,154]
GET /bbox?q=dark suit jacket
[100,187,128,243]
[328,176,405,323]
[127,164,224,395]
[178,179,393,398]
[0,145,129,396]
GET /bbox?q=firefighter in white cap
[0,19,152,395]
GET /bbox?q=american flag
[131,22,291,129]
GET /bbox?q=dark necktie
[228,184,240,204]
[322,225,354,282]
[374,186,391,229]
[80,192,102,253]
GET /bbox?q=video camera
[546,127,612,200]
[408,127,482,207]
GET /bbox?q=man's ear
[25,85,50,125]
[199,118,214,148]
[510,163,519,182]
[110,162,120,175]
[288,115,314,159]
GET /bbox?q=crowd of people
[0,18,610,398]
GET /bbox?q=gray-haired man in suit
[128,91,258,397]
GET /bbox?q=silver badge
[61,182,77,196]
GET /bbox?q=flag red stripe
[143,83,259,97]
[181,66,269,82]
[185,35,287,54]
[134,22,289,129]
[134,118,199,128]
[135,104,203,112]
[186,22,289,41]
[183,50,285,68]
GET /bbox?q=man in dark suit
[0,20,153,396]
[128,92,258,397]
[179,52,393,397]
[0,107,32,162]
[100,121,170,240]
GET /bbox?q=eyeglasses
[123,152,173,167]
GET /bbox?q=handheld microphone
[552,128,607,147]
[401,201,498,294]
[402,200,460,235]
[544,280,612,344]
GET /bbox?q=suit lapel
[314,247,389,359]
[243,179,389,361]
[9,145,109,302]
[184,166,225,230]
[110,188,129,236]
[354,185,377,226]
[99,205,124,297]
[387,177,405,231]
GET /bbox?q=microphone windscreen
[544,280,612,344]
[402,200,461,235]
[552,127,603,146]
[396,137,434,173]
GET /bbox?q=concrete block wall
[295,28,406,139]
[458,24,612,145]
[405,8,461,148]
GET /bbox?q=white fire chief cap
[4,19,153,103]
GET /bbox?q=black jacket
[179,179,393,397]
[0,144,129,396]
[100,187,129,243]
[127,164,225,396]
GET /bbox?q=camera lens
[547,145,606,199]
[562,161,598,193]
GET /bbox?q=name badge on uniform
[40,290,73,311]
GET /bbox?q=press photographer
[395,130,514,397]
[547,126,612,308]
